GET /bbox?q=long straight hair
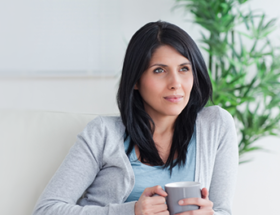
[117,21,212,174]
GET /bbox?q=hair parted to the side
[117,20,212,174]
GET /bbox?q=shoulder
[197,105,234,127]
[74,115,126,169]
[85,115,122,128]
[196,106,236,141]
[84,115,124,135]
[78,115,125,155]
[197,106,237,150]
[196,107,238,169]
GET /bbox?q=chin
[162,108,184,117]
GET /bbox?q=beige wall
[0,77,120,114]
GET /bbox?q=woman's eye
[180,66,190,72]
[154,68,164,73]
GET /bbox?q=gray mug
[164,181,201,215]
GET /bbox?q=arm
[209,108,239,215]
[32,116,136,215]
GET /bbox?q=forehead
[149,45,190,64]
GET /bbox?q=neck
[152,116,176,136]
[151,115,178,162]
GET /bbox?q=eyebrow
[148,62,191,68]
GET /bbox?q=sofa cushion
[0,109,100,215]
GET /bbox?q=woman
[33,21,238,215]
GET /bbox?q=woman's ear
[134,83,139,90]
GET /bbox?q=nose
[167,71,181,90]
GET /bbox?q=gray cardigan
[32,106,238,215]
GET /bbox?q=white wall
[233,136,280,215]
[0,0,279,214]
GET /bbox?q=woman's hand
[175,188,214,215]
[135,185,169,215]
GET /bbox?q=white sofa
[0,109,100,215]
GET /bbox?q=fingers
[144,185,168,197]
[136,200,168,215]
[178,197,213,208]
[151,196,167,205]
[151,202,168,213]
[175,188,214,215]
[201,188,209,199]
[135,186,169,215]
[136,193,168,215]
[175,207,214,215]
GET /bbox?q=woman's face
[135,45,194,120]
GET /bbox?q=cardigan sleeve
[32,116,136,215]
[209,108,239,215]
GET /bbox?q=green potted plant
[173,0,280,163]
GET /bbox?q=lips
[164,95,183,103]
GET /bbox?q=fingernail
[178,200,184,205]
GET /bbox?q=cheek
[140,78,161,96]
[186,77,193,91]
[184,76,194,92]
